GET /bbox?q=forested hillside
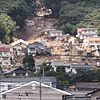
[43,0,100,35]
[0,0,36,43]
[0,0,100,43]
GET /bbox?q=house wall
[77,28,98,39]
[0,82,22,93]
[2,83,68,100]
[91,91,100,100]
[0,51,11,66]
[83,38,100,57]
[12,43,27,56]
[70,47,86,56]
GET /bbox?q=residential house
[41,28,62,37]
[77,28,98,39]
[35,61,95,74]
[83,37,100,57]
[75,83,100,91]
[52,62,95,74]
[10,39,28,56]
[4,66,31,77]
[51,61,72,72]
[69,46,87,56]
[87,89,100,100]
[0,42,12,67]
[68,37,78,45]
[64,64,95,74]
[0,77,57,93]
[27,42,51,56]
[0,81,72,100]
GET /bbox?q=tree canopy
[42,0,100,35]
[0,13,16,43]
[23,54,35,72]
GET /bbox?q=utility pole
[0,69,2,100]
[42,68,44,78]
[39,62,46,100]
[39,77,42,100]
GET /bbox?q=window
[0,85,4,88]
[4,52,7,54]
[8,85,12,90]
[2,94,6,99]
[4,62,8,65]
[62,95,70,100]
[0,62,2,65]
[97,98,100,100]
[30,48,35,51]
[32,83,36,90]
[78,51,83,56]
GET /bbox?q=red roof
[0,47,10,52]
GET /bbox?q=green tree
[37,62,53,77]
[58,0,100,35]
[8,0,36,28]
[23,54,35,71]
[0,13,16,43]
[43,0,61,18]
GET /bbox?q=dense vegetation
[0,0,100,42]
[43,0,100,35]
[0,0,36,43]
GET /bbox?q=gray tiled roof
[76,82,100,89]
[0,77,56,83]
[68,91,92,97]
[71,64,95,69]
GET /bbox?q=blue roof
[28,42,45,49]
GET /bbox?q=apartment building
[0,42,12,67]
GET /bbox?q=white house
[77,28,98,39]
[42,29,63,37]
[0,81,72,100]
[10,39,28,56]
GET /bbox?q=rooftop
[0,81,72,96]
[0,77,57,83]
[71,64,95,69]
